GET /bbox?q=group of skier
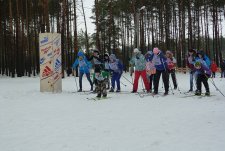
[73,50,123,98]
[72,47,225,98]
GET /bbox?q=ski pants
[79,72,93,90]
[96,79,107,97]
[133,70,150,91]
[111,72,122,90]
[196,74,209,92]
[168,69,177,88]
[153,70,169,93]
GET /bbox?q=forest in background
[0,0,225,77]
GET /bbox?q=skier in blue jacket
[72,51,93,92]
[195,50,211,68]
[108,54,123,92]
[151,47,169,95]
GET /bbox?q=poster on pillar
[39,33,62,93]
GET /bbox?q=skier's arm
[72,59,79,69]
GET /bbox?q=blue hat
[78,51,84,57]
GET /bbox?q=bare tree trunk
[95,0,101,52]
[80,0,89,54]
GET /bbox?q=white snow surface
[0,73,225,151]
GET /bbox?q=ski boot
[116,89,121,92]
[109,87,114,92]
[195,90,201,96]
[205,91,210,96]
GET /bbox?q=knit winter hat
[93,50,99,54]
[109,54,116,61]
[197,50,205,56]
[166,50,173,55]
[133,48,140,53]
[104,53,109,57]
[78,51,84,57]
[147,51,153,55]
[194,61,201,68]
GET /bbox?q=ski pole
[73,69,79,92]
[174,71,182,94]
[141,78,145,92]
[121,81,127,87]
[169,79,174,95]
[209,77,225,97]
[122,75,133,85]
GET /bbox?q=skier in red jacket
[210,60,218,78]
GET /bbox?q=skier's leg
[202,75,210,93]
[79,72,84,91]
[96,81,101,97]
[171,69,177,89]
[162,70,169,93]
[190,71,193,91]
[196,74,202,95]
[141,70,150,91]
[111,73,116,90]
[116,73,122,91]
[102,80,107,97]
[133,71,141,92]
[86,73,93,90]
[153,70,161,94]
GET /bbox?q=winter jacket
[194,60,211,77]
[129,53,146,71]
[195,55,211,68]
[186,55,196,70]
[72,51,92,74]
[211,62,218,72]
[88,55,103,72]
[151,52,168,71]
[167,57,177,70]
[109,54,123,74]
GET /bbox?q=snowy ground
[0,73,225,151]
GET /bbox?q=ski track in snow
[0,73,225,151]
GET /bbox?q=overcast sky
[77,0,225,38]
[76,0,95,34]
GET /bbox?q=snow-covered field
[0,73,225,151]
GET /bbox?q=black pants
[168,69,177,88]
[196,74,209,92]
[79,73,93,90]
[154,70,169,93]
[212,72,216,78]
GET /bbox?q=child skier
[94,68,107,98]
[129,48,150,93]
[151,47,169,95]
[108,54,123,92]
[196,50,211,68]
[210,60,218,78]
[72,51,93,92]
[186,49,197,92]
[166,50,178,89]
[88,50,103,91]
[194,61,211,96]
[145,51,155,92]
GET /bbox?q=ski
[86,96,112,101]
[180,94,215,98]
